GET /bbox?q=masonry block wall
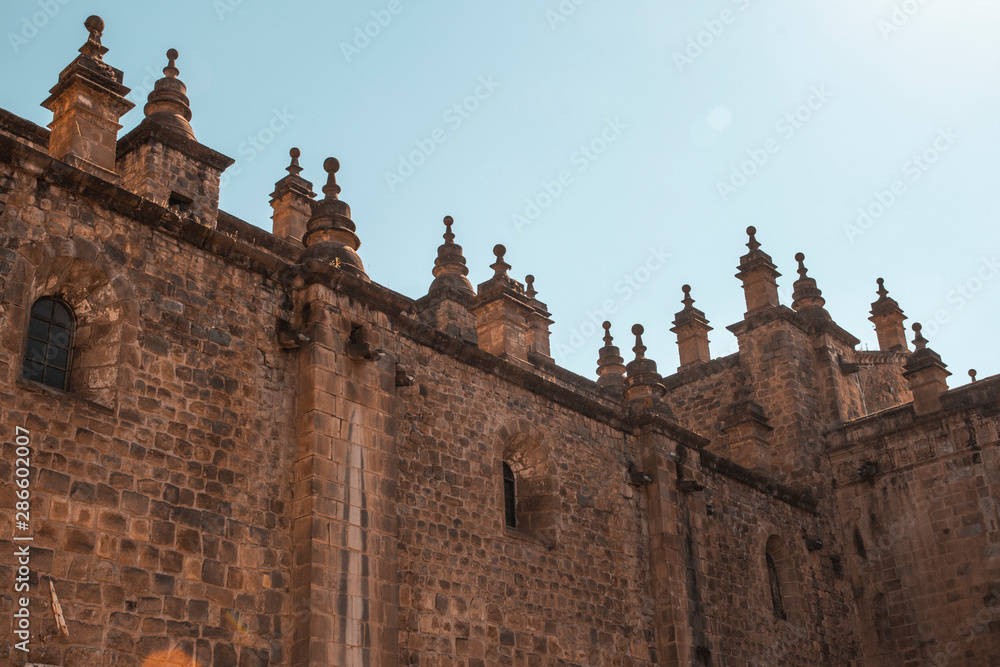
[829,381,1000,667]
[0,134,298,666]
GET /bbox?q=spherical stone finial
[631,324,646,359]
[167,48,179,61]
[443,215,454,227]
[680,284,694,308]
[321,157,342,199]
[876,277,889,298]
[85,15,105,36]
[286,147,303,176]
[443,216,455,240]
[912,322,927,350]
[493,244,506,260]
[969,369,978,382]
[525,274,537,298]
[602,321,614,346]
[746,226,761,251]
[795,252,808,276]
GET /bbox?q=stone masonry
[1,17,998,667]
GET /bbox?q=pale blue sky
[3,1,998,383]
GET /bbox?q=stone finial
[632,324,647,360]
[969,369,978,383]
[735,226,781,316]
[671,284,712,370]
[869,277,908,351]
[270,148,316,245]
[525,275,537,299]
[322,157,342,199]
[596,321,626,389]
[428,215,474,298]
[287,148,303,176]
[164,48,179,78]
[79,15,108,60]
[911,323,927,351]
[903,322,951,415]
[681,284,694,310]
[301,157,367,280]
[143,48,195,141]
[491,244,512,279]
[791,252,826,312]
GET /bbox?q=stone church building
[2,16,998,667]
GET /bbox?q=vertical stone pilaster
[291,284,398,666]
[636,427,691,666]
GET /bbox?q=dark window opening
[767,551,787,621]
[168,191,193,212]
[23,296,74,391]
[503,463,516,528]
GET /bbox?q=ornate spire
[40,16,133,178]
[270,148,316,244]
[903,322,951,415]
[791,252,826,312]
[869,277,908,351]
[300,158,367,280]
[428,216,474,298]
[143,49,195,140]
[596,321,626,389]
[735,226,781,315]
[624,324,667,413]
[671,284,712,370]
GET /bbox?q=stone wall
[0,142,297,666]
[829,379,1000,666]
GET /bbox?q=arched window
[503,463,517,528]
[766,551,787,621]
[23,296,74,390]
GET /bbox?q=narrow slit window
[503,463,517,528]
[23,297,74,391]
[766,551,787,621]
